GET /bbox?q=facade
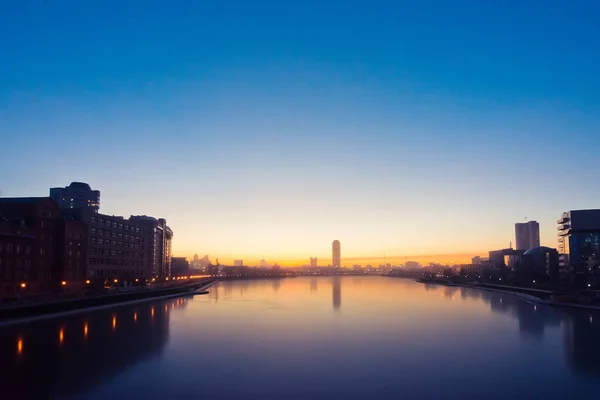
[84,212,145,282]
[130,216,173,280]
[558,210,600,277]
[171,257,190,277]
[332,240,341,268]
[50,182,100,212]
[0,198,61,294]
[55,217,88,289]
[515,221,540,251]
[521,246,559,283]
[310,257,317,268]
[0,219,35,297]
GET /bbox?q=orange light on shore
[61,281,67,286]
[20,282,26,288]
[17,338,23,355]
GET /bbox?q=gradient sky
[2,1,600,265]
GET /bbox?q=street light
[20,282,26,288]
[85,280,91,284]
[61,281,67,286]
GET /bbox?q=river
[2,277,600,399]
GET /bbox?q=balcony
[557,223,571,232]
[557,216,571,224]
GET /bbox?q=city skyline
[2,1,600,265]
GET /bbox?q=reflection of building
[0,300,176,397]
[332,240,341,268]
[310,278,318,292]
[310,257,317,268]
[332,277,341,310]
[515,221,540,251]
[558,210,600,279]
[564,312,600,376]
[50,182,100,212]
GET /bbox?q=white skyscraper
[332,240,341,268]
[515,221,540,250]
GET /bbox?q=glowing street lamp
[61,281,67,286]
[20,282,26,288]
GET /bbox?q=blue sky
[2,0,600,264]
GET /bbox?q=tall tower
[332,240,341,268]
[515,221,540,250]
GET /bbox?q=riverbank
[415,278,600,311]
[0,279,217,326]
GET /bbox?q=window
[113,222,117,228]
[98,239,103,245]
[136,227,140,233]
[98,229,103,236]
[118,223,123,229]
[91,216,97,223]
[25,246,31,255]
[91,237,97,244]
[99,218,104,224]
[112,240,117,246]
[118,233,123,239]
[41,221,45,228]
[68,250,72,256]
[92,248,97,255]
[92,228,97,235]
[16,245,20,254]
[112,232,116,238]
[24,259,30,268]
[7,244,13,253]
[40,247,43,255]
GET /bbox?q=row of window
[0,243,32,255]
[90,216,141,233]
[90,248,142,258]
[0,270,30,281]
[0,258,31,268]
[89,259,143,267]
[91,238,141,249]
[88,269,144,278]
[91,229,142,242]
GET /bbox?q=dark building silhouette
[50,182,100,212]
[0,198,63,295]
[171,257,190,277]
[558,210,600,287]
[130,216,173,279]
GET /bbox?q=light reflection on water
[1,277,600,399]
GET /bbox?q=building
[171,257,190,277]
[405,261,421,270]
[332,240,341,268]
[558,210,600,282]
[310,257,317,268]
[0,198,61,294]
[79,211,146,283]
[0,217,36,297]
[130,215,173,280]
[521,246,559,283]
[515,221,540,250]
[54,217,88,290]
[50,182,100,212]
[233,259,243,267]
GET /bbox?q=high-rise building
[558,210,600,274]
[130,215,173,279]
[50,182,100,212]
[515,221,540,250]
[310,257,317,268]
[332,240,341,268]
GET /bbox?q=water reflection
[310,278,318,292]
[332,277,341,311]
[437,283,600,377]
[0,297,190,398]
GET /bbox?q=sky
[2,1,600,266]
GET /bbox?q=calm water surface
[2,277,600,399]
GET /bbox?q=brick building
[0,198,61,296]
[0,218,35,297]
